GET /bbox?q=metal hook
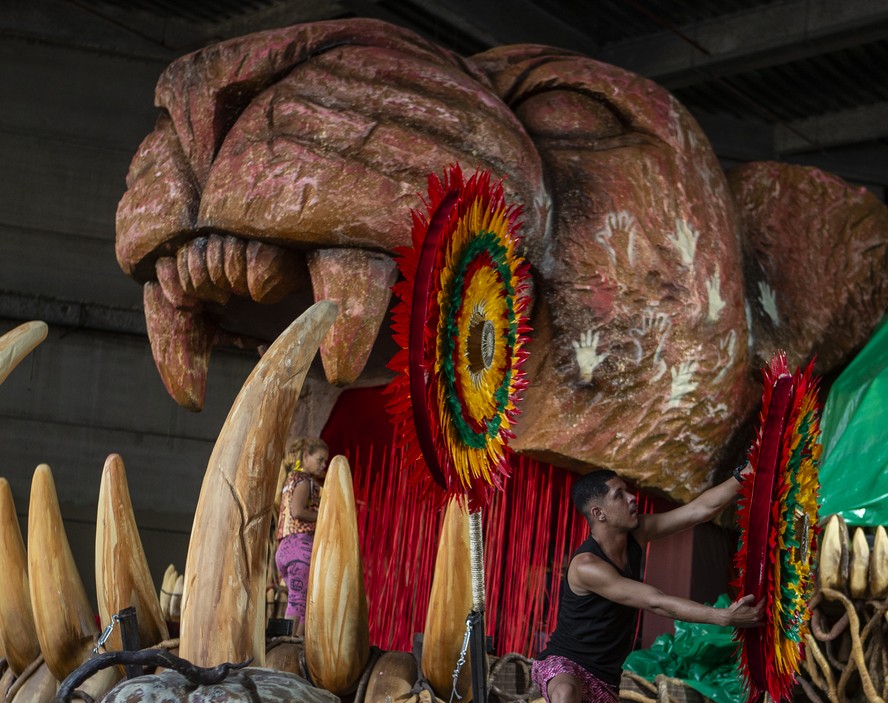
[448,615,474,703]
[93,613,120,655]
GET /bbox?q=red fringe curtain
[322,386,590,656]
[483,456,590,655]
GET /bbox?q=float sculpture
[1,12,887,703]
[111,14,888,702]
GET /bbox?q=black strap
[469,609,488,703]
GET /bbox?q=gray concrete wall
[0,4,260,612]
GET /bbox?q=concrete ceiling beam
[598,0,888,89]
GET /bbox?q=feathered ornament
[386,164,532,703]
[385,164,532,512]
[733,352,822,702]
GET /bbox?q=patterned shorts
[275,532,314,620]
[531,656,619,703]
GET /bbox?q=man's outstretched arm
[632,463,752,544]
[573,554,762,628]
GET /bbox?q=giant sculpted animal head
[116,18,888,503]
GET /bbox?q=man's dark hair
[572,469,617,516]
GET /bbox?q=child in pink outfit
[275,437,329,636]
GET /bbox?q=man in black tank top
[532,468,763,703]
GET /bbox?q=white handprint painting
[667,359,699,409]
[669,217,699,270]
[758,280,779,326]
[572,329,609,384]
[595,211,639,267]
[713,330,737,384]
[628,307,671,381]
[706,270,726,321]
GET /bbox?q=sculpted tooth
[179,300,337,667]
[156,256,198,310]
[305,454,370,694]
[176,244,197,297]
[28,464,99,681]
[223,234,250,297]
[144,281,213,411]
[205,233,230,292]
[0,478,41,676]
[422,498,475,701]
[246,240,302,304]
[308,248,397,385]
[0,320,48,386]
[96,454,169,652]
[187,237,230,305]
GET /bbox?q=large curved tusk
[305,454,370,695]
[0,478,41,676]
[96,453,170,651]
[422,498,475,701]
[179,300,338,666]
[28,464,99,682]
[0,321,48,386]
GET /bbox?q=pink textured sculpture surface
[115,18,888,502]
[730,161,888,374]
[471,47,752,497]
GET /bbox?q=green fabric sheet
[818,316,888,527]
[623,594,746,703]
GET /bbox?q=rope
[801,588,887,703]
[5,653,45,701]
[469,511,485,612]
[148,638,181,651]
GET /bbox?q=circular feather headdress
[386,164,532,511]
[733,352,822,702]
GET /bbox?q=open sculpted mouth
[114,19,547,411]
[134,228,401,410]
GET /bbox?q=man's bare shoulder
[568,551,618,595]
